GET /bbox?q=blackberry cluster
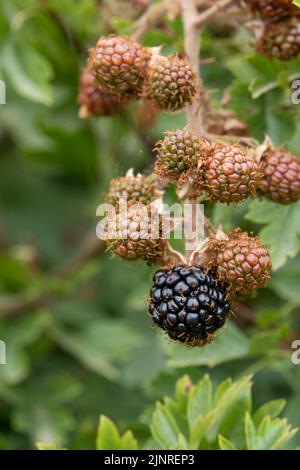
[149,265,230,346]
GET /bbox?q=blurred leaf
[0,312,50,384]
[246,200,300,270]
[96,416,121,450]
[164,324,250,368]
[2,38,53,105]
[50,319,142,380]
[244,413,258,450]
[151,403,181,449]
[36,442,65,450]
[253,400,286,427]
[218,435,237,450]
[187,374,212,429]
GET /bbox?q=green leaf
[245,413,258,450]
[253,400,286,426]
[206,376,252,445]
[0,312,50,384]
[218,435,237,450]
[216,378,252,447]
[215,378,233,401]
[49,319,142,381]
[187,374,212,430]
[246,200,300,270]
[36,442,65,450]
[257,416,296,450]
[96,416,121,450]
[190,411,217,449]
[120,431,138,451]
[151,403,181,449]
[2,38,53,105]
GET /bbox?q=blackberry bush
[84,3,300,349]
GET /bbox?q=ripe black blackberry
[149,265,230,346]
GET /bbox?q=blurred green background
[0,0,300,450]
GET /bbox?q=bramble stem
[180,0,202,132]
[194,0,235,28]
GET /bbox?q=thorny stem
[193,0,235,28]
[180,0,202,132]
[180,0,204,261]
[132,0,172,42]
[0,233,105,317]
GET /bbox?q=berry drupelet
[149,265,230,346]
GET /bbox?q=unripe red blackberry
[78,68,126,118]
[145,55,198,111]
[245,0,297,19]
[259,147,300,204]
[106,203,167,265]
[255,17,300,61]
[154,129,210,181]
[203,144,262,204]
[88,35,151,97]
[105,173,159,207]
[149,265,230,346]
[211,230,271,296]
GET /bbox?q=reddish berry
[78,68,126,118]
[255,17,300,61]
[211,230,271,296]
[259,147,300,204]
[203,144,262,204]
[89,35,151,97]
